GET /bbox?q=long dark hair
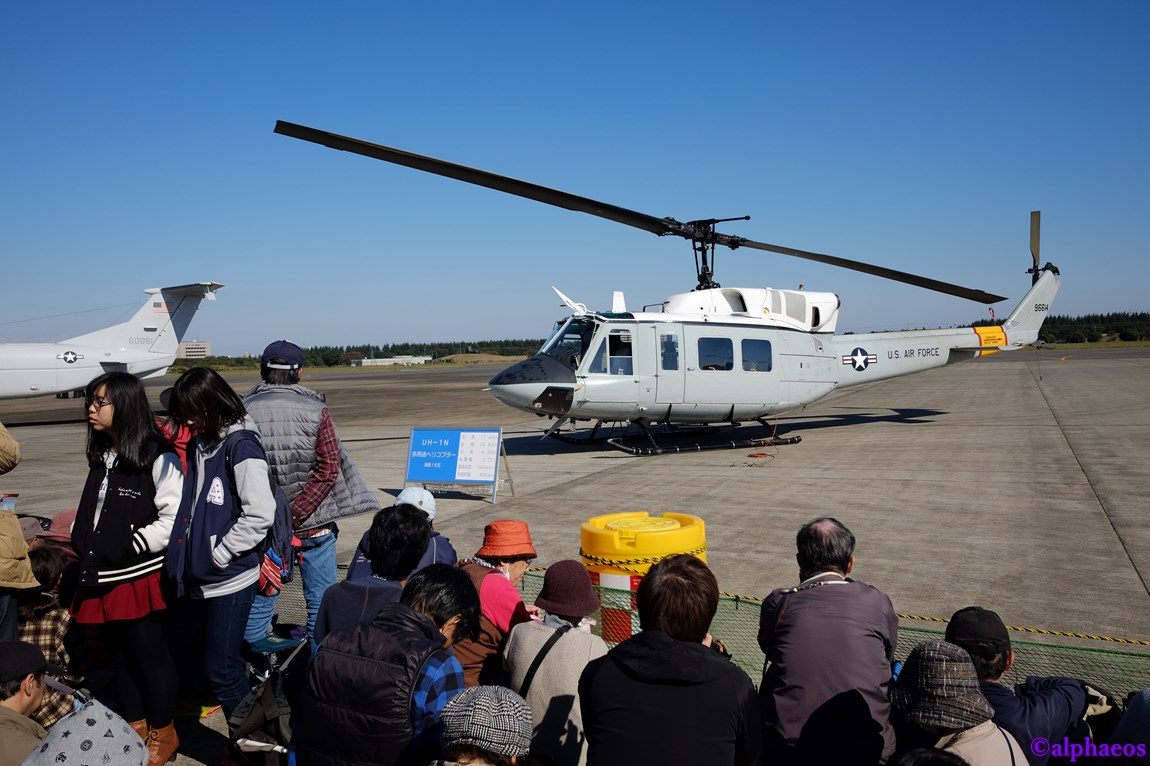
[84,372,166,471]
[167,367,247,444]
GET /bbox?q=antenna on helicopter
[687,216,750,290]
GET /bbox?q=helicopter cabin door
[654,325,684,405]
[581,324,641,408]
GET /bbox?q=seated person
[945,606,1087,766]
[17,547,84,728]
[347,488,457,581]
[313,504,431,647]
[295,564,479,766]
[0,641,54,766]
[435,685,534,766]
[890,640,1028,765]
[504,559,607,765]
[453,520,538,687]
[579,554,761,765]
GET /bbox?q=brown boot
[127,719,148,741]
[146,722,180,765]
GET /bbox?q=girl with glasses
[70,371,183,764]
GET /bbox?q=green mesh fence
[274,566,1150,699]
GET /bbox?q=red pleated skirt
[70,571,169,624]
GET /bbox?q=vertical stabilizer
[1001,268,1060,346]
[64,282,223,355]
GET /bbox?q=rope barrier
[529,566,1150,647]
[896,613,1150,647]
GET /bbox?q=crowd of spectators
[2,366,1149,766]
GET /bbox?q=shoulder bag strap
[518,624,571,698]
[997,725,1016,766]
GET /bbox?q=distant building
[178,341,212,359]
[351,355,432,367]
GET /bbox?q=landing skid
[547,420,717,446]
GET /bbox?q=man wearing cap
[242,340,382,648]
[0,641,53,766]
[346,487,459,582]
[504,559,608,766]
[758,517,898,765]
[891,640,1028,764]
[454,520,539,687]
[946,606,1088,766]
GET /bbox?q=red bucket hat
[476,520,537,559]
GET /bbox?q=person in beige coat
[1,419,37,641]
[0,420,19,475]
[504,560,607,766]
[891,640,1028,766]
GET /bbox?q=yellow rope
[896,613,1150,647]
[524,569,1150,647]
[578,546,709,577]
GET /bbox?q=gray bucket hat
[891,640,996,731]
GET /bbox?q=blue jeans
[203,581,257,720]
[244,527,338,648]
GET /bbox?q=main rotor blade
[274,121,679,237]
[275,120,1008,304]
[734,238,1008,304]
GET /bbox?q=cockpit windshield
[539,317,599,369]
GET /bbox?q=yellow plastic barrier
[579,512,707,643]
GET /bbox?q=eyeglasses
[87,398,113,410]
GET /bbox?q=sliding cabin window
[698,337,734,371]
[741,339,773,372]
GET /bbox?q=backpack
[227,640,309,762]
[222,430,294,595]
[21,687,148,766]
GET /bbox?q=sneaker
[248,635,304,655]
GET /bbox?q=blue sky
[2,2,1147,356]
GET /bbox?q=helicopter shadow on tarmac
[499,406,946,456]
[770,406,945,433]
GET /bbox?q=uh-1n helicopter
[274,121,1061,454]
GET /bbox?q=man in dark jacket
[294,564,479,766]
[312,504,431,647]
[758,517,898,766]
[579,554,761,766]
[946,606,1088,766]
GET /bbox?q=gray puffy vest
[244,383,380,530]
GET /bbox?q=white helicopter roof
[562,286,842,334]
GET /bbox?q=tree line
[172,339,546,371]
[973,312,1150,343]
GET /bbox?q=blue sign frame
[405,427,504,499]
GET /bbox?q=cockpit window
[540,318,598,369]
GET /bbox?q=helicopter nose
[489,355,576,416]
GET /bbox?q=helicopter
[273,121,1061,453]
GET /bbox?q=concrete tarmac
[3,350,1148,639]
[4,349,1149,764]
